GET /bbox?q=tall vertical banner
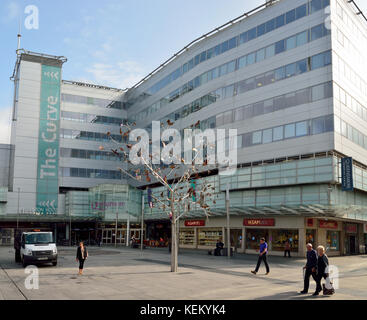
[36,65,61,214]
[341,157,353,191]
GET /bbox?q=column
[65,224,69,240]
[298,228,306,257]
[241,228,245,253]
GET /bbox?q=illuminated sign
[244,219,275,227]
[319,220,338,229]
[184,220,205,227]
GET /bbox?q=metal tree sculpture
[100,119,217,272]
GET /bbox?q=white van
[15,232,58,267]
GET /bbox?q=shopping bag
[323,277,335,295]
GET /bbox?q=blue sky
[0,0,366,144]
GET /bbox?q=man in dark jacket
[214,239,224,256]
[300,243,318,294]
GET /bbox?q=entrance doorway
[230,229,242,250]
[349,235,356,254]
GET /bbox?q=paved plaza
[0,246,366,300]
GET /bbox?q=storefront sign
[319,220,338,229]
[306,218,314,227]
[243,219,275,227]
[345,224,357,233]
[184,220,205,227]
[341,157,354,191]
[36,64,62,214]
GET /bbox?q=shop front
[145,220,170,247]
[317,219,341,256]
[344,223,358,255]
[101,222,141,245]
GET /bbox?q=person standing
[313,245,329,296]
[76,241,88,275]
[300,243,318,294]
[251,237,270,275]
[284,239,291,258]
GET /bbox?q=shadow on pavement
[254,291,332,300]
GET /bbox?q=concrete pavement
[0,246,366,300]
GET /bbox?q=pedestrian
[251,237,270,275]
[76,241,88,275]
[214,238,224,256]
[284,239,291,258]
[313,245,329,296]
[300,243,318,294]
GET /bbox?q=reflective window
[273,126,283,141]
[311,24,323,41]
[264,46,275,61]
[285,63,296,77]
[296,59,308,74]
[312,117,325,134]
[275,67,285,80]
[266,19,275,33]
[312,84,324,101]
[296,4,307,19]
[253,101,264,116]
[263,129,273,144]
[311,0,322,13]
[311,53,324,69]
[256,48,265,62]
[239,32,248,44]
[228,37,237,50]
[227,60,236,73]
[275,14,285,28]
[296,121,308,136]
[286,36,297,50]
[238,56,246,69]
[252,131,262,144]
[286,9,296,24]
[295,88,311,105]
[257,23,266,37]
[275,40,286,54]
[296,31,308,46]
[285,123,295,138]
[247,53,255,65]
[248,27,257,41]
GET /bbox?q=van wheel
[52,261,57,266]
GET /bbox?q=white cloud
[1,1,20,23]
[85,61,145,89]
[0,106,12,144]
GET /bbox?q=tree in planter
[100,120,218,272]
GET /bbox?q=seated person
[214,239,224,256]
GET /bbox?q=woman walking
[76,241,88,275]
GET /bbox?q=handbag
[322,277,335,295]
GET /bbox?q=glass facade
[62,93,123,110]
[60,148,123,161]
[59,167,122,180]
[132,24,331,122]
[61,111,123,126]
[60,129,124,143]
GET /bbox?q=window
[296,121,308,136]
[247,53,255,65]
[263,128,272,144]
[243,133,252,147]
[284,123,295,138]
[295,88,311,105]
[312,117,325,134]
[272,230,299,252]
[224,85,234,98]
[264,71,275,85]
[326,231,339,251]
[219,64,227,77]
[244,105,253,119]
[265,44,275,58]
[311,24,323,41]
[311,0,322,13]
[264,99,273,113]
[285,63,296,77]
[325,115,333,132]
[286,9,296,24]
[273,126,284,141]
[275,14,285,28]
[296,31,308,46]
[257,23,266,37]
[311,53,324,70]
[239,31,248,44]
[296,4,307,19]
[227,60,236,73]
[256,48,265,62]
[296,59,308,74]
[274,67,285,80]
[228,37,237,49]
[252,131,262,145]
[286,35,297,50]
[255,74,265,87]
[273,95,286,111]
[234,108,244,121]
[266,19,275,33]
[275,40,285,54]
[246,229,268,250]
[312,84,324,101]
[253,101,264,116]
[206,48,214,60]
[285,92,296,107]
[221,41,229,53]
[238,56,246,69]
[248,27,257,41]
[200,51,207,63]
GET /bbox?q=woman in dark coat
[313,245,329,295]
[76,241,88,275]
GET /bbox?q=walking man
[251,237,270,275]
[300,243,318,294]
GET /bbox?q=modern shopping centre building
[1,0,367,256]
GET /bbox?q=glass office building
[1,0,367,255]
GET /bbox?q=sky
[0,0,366,144]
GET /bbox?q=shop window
[326,231,340,251]
[306,229,316,245]
[246,229,268,250]
[198,229,222,247]
[272,229,299,252]
[179,229,195,246]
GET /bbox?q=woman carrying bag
[76,241,88,275]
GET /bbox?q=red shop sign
[244,219,275,227]
[319,220,338,229]
[307,219,314,227]
[184,220,205,227]
[345,224,357,233]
